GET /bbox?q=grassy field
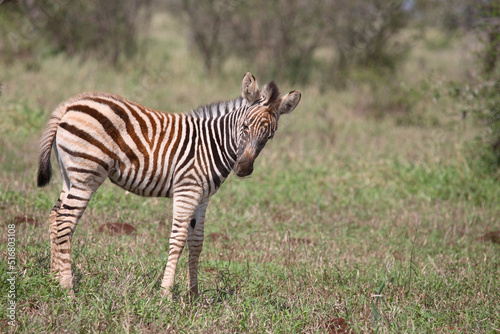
[1,14,499,333]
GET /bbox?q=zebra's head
[234,73,301,177]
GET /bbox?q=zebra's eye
[243,123,249,131]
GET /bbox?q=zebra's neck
[187,96,248,119]
[222,103,249,165]
[185,100,249,191]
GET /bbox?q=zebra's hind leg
[187,198,209,300]
[49,196,63,273]
[53,187,96,289]
[50,168,69,275]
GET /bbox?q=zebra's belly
[108,165,174,198]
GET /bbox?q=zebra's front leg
[187,198,209,300]
[161,192,201,299]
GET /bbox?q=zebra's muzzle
[234,156,254,177]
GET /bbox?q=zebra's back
[55,92,190,198]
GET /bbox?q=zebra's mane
[186,96,248,119]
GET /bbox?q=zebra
[37,72,301,299]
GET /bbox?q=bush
[0,1,37,63]
[450,79,500,164]
[477,2,500,76]
[0,0,153,66]
[171,0,409,84]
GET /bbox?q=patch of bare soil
[480,231,500,244]
[207,232,230,242]
[324,317,350,334]
[11,215,42,226]
[98,222,137,235]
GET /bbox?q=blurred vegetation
[0,0,153,66]
[410,0,478,32]
[451,80,500,163]
[1,0,499,163]
[451,1,500,163]
[1,1,500,332]
[170,0,409,85]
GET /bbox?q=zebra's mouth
[235,169,252,178]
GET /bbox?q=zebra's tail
[37,101,68,187]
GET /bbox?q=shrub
[0,0,153,66]
[172,0,409,84]
[451,79,500,164]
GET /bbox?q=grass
[0,15,499,333]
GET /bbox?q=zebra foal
[37,73,301,299]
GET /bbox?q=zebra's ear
[278,90,301,116]
[261,81,281,105]
[241,72,260,104]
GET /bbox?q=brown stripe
[66,167,102,178]
[59,144,109,172]
[59,120,120,164]
[156,115,182,196]
[141,114,167,194]
[174,116,194,174]
[121,99,152,147]
[67,105,139,178]
[87,97,150,186]
[128,101,159,148]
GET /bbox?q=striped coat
[38,73,301,299]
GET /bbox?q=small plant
[206,268,241,303]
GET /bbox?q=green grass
[1,15,499,333]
